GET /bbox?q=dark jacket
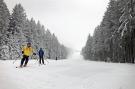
[38,49,44,57]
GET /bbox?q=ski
[15,66,22,68]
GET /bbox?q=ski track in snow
[0,53,135,89]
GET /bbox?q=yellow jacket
[22,46,33,56]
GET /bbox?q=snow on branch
[118,19,128,33]
[119,13,125,22]
[121,21,128,37]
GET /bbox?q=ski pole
[45,58,49,63]
[13,54,21,64]
[13,48,23,64]
[13,59,18,64]
[32,54,39,64]
[34,56,39,64]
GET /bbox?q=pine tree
[9,4,27,60]
[0,0,10,59]
[0,0,10,46]
[118,0,135,63]
[92,26,105,61]
[82,34,93,60]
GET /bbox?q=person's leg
[39,56,41,64]
[24,56,29,67]
[41,56,44,64]
[20,55,25,67]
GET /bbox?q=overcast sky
[5,0,109,51]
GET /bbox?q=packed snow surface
[0,52,135,89]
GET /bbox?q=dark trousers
[20,55,29,67]
[39,56,44,64]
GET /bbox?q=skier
[56,56,58,61]
[20,43,34,67]
[38,48,45,65]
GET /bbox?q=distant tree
[82,34,93,60]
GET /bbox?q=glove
[33,53,36,55]
[22,51,24,54]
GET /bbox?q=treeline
[0,0,68,60]
[82,0,135,63]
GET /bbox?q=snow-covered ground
[0,52,135,89]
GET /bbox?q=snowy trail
[0,52,135,89]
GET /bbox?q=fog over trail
[67,51,84,60]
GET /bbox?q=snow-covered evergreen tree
[0,0,10,59]
[0,0,10,45]
[8,4,27,60]
[82,34,93,60]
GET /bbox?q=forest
[82,0,135,63]
[0,0,68,60]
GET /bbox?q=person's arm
[43,51,45,58]
[22,47,24,54]
[43,51,44,56]
[31,47,36,55]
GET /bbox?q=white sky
[5,0,109,51]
